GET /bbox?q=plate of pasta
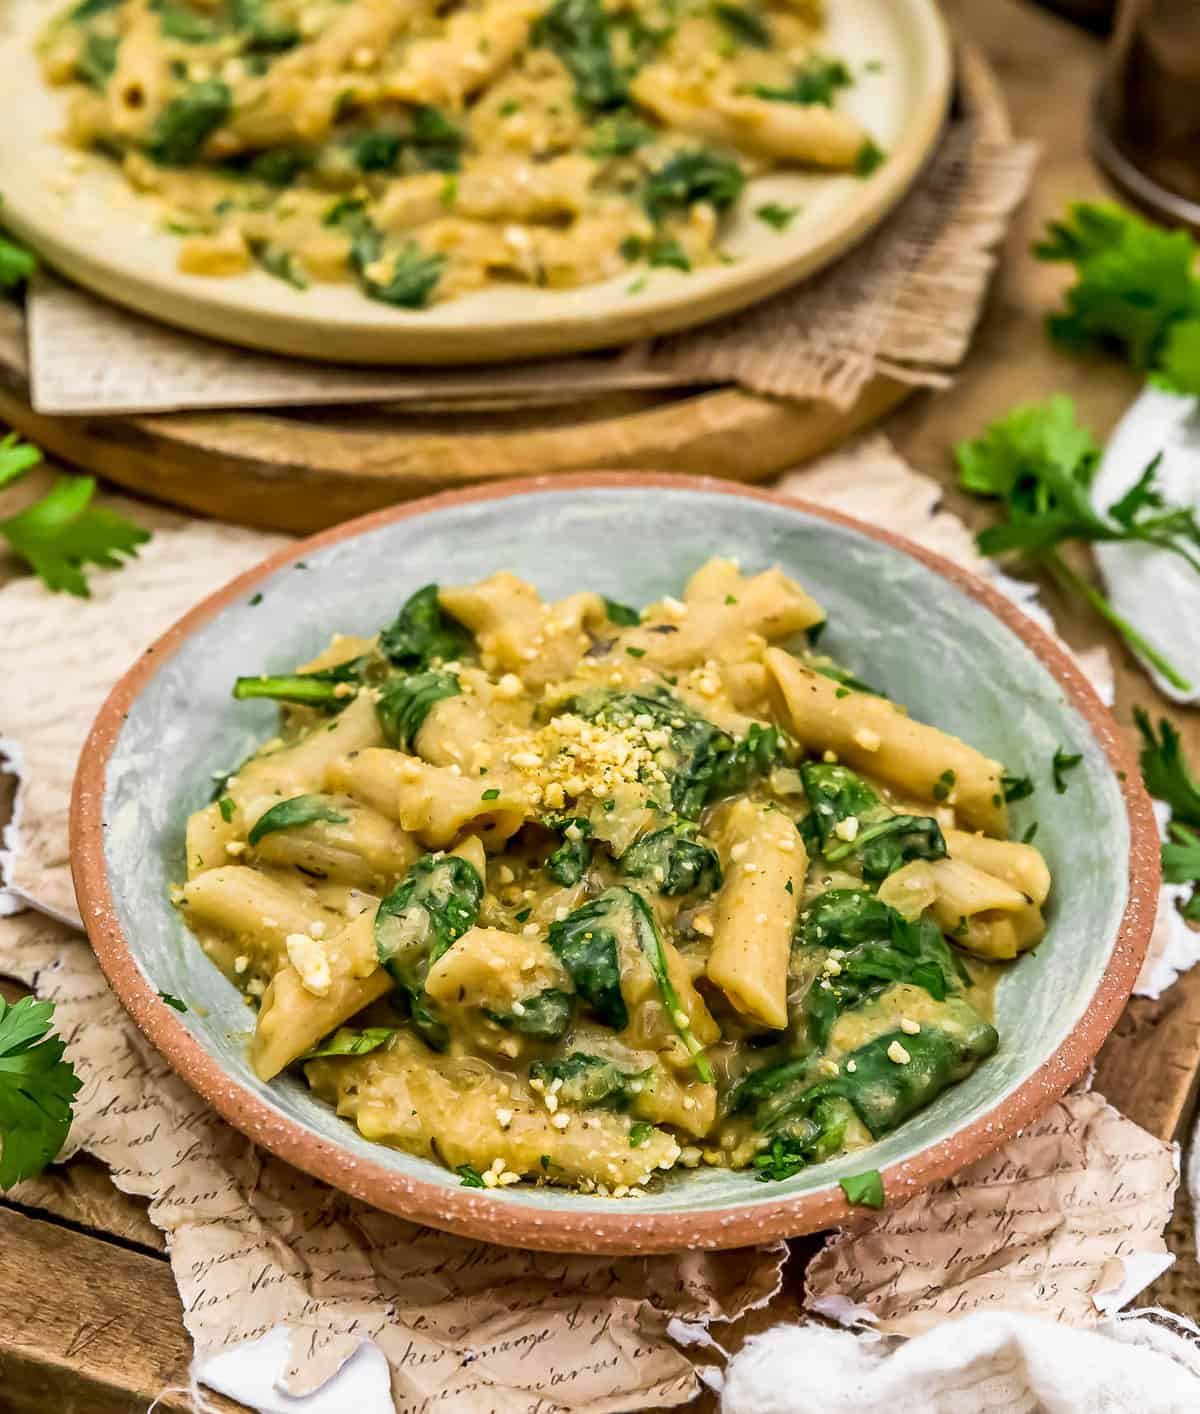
[4,0,950,361]
[71,474,1157,1252]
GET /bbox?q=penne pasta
[174,561,1044,1193]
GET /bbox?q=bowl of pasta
[3,0,950,361]
[71,473,1158,1253]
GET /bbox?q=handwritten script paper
[0,908,783,1410]
[805,1091,1179,1335]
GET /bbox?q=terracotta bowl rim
[69,471,1160,1254]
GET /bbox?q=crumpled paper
[0,905,785,1412]
[721,1310,1200,1414]
[1,434,1189,1414]
[804,1091,1178,1335]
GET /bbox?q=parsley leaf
[956,397,1194,691]
[839,1169,885,1208]
[0,432,42,488]
[0,469,151,598]
[1034,202,1200,395]
[755,202,799,231]
[0,995,82,1190]
[1136,709,1200,827]
[159,992,188,1012]
[1135,708,1200,920]
[1052,746,1082,793]
[457,1163,486,1187]
[0,205,36,291]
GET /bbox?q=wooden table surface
[4,1,1200,1409]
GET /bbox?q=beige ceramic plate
[2,0,951,364]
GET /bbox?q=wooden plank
[0,1204,247,1414]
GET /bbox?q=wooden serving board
[0,40,1005,534]
[2,5,1200,1410]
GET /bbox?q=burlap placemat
[23,69,1037,417]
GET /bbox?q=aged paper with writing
[805,1091,1179,1335]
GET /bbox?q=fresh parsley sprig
[1034,202,1200,396]
[1136,709,1200,922]
[0,201,36,292]
[0,995,82,1190]
[0,433,150,596]
[956,396,1194,690]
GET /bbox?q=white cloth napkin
[720,1310,1200,1413]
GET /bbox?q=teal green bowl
[71,474,1158,1254]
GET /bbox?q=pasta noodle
[175,561,1052,1195]
[40,0,886,308]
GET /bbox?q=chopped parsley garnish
[931,769,956,802]
[854,140,886,176]
[457,1163,486,1187]
[159,992,188,1012]
[481,787,501,800]
[514,908,532,923]
[628,1121,654,1147]
[1051,746,1083,793]
[755,202,799,230]
[626,645,646,658]
[839,1169,885,1208]
[1002,772,1034,802]
[218,797,236,823]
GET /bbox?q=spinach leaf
[247,794,348,846]
[739,1003,998,1140]
[231,0,300,51]
[644,150,745,223]
[548,885,713,1079]
[751,1096,852,1180]
[705,722,781,799]
[799,761,886,850]
[300,1026,396,1060]
[408,106,463,172]
[533,0,627,111]
[619,823,722,896]
[76,31,119,90]
[546,892,628,1029]
[346,222,446,308]
[156,2,223,43]
[145,80,231,165]
[232,657,366,709]
[379,584,473,668]
[375,853,484,1049]
[713,4,770,47]
[573,687,732,817]
[529,1052,651,1109]
[587,115,655,159]
[754,55,852,105]
[350,130,403,172]
[484,988,574,1040]
[824,814,948,882]
[794,900,965,1048]
[543,816,594,886]
[811,662,884,697]
[375,669,460,751]
[69,0,120,18]
[602,595,642,625]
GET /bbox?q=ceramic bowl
[4,0,950,363]
[71,474,1159,1253]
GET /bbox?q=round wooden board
[0,42,1007,536]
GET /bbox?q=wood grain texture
[0,1204,246,1414]
[0,370,910,534]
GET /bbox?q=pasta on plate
[39,0,882,308]
[175,560,1049,1195]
